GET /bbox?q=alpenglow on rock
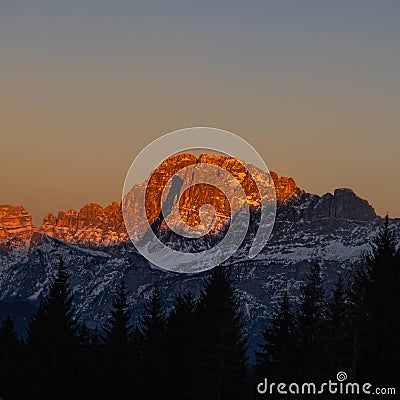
[0,154,377,249]
[0,205,35,250]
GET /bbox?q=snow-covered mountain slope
[1,188,399,361]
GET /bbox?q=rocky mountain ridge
[0,154,377,251]
[0,153,297,248]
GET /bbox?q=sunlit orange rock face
[0,205,35,249]
[40,202,127,246]
[0,153,300,248]
[122,153,300,239]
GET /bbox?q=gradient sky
[1,0,399,225]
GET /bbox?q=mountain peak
[331,187,376,220]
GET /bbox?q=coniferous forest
[0,217,399,399]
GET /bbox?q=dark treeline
[0,264,247,400]
[0,217,399,399]
[255,216,400,396]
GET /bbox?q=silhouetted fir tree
[0,315,25,399]
[296,263,325,380]
[138,285,167,400]
[348,216,400,384]
[186,266,248,400]
[255,292,297,383]
[165,291,196,399]
[368,216,400,384]
[26,259,80,400]
[368,215,397,263]
[321,276,352,378]
[103,279,132,349]
[347,256,372,381]
[101,278,137,400]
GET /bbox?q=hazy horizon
[1,1,399,224]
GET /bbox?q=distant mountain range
[1,154,399,360]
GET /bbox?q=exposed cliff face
[40,202,128,246]
[122,153,301,239]
[278,188,376,223]
[0,153,377,249]
[270,172,299,204]
[330,188,376,220]
[0,205,35,250]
